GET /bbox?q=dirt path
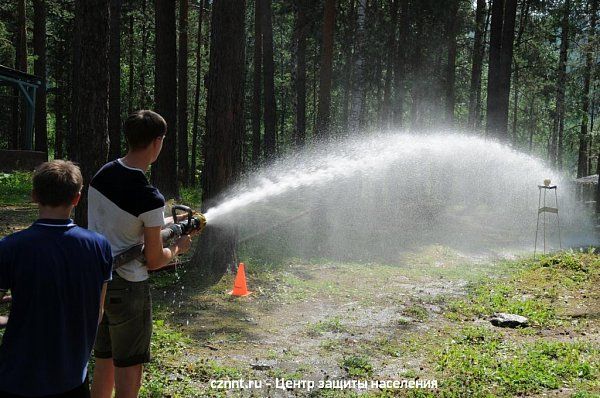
[154,250,490,395]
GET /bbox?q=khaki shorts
[94,274,152,367]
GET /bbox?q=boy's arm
[98,282,107,325]
[144,226,191,270]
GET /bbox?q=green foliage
[307,316,348,336]
[402,304,429,322]
[179,186,202,209]
[139,319,246,398]
[0,172,32,205]
[435,328,599,397]
[444,251,600,328]
[341,355,374,379]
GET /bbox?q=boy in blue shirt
[0,160,113,398]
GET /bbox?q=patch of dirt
[156,260,473,391]
[0,204,36,237]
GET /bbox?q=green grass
[140,319,248,397]
[307,316,348,336]
[341,355,374,378]
[411,251,600,398]
[403,303,429,322]
[434,326,599,397]
[445,251,600,328]
[0,172,32,205]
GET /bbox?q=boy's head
[32,160,83,208]
[123,110,167,159]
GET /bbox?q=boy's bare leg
[114,365,143,398]
[91,358,115,398]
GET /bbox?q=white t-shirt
[88,159,165,282]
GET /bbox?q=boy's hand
[174,235,192,254]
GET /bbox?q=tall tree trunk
[193,0,246,281]
[410,5,426,131]
[153,0,180,199]
[511,62,519,145]
[578,0,598,178]
[53,7,72,160]
[54,72,66,159]
[498,0,518,137]
[486,0,504,138]
[108,0,122,160]
[139,0,150,109]
[468,0,486,130]
[340,0,356,132]
[554,0,570,170]
[127,13,134,114]
[528,98,534,152]
[10,31,20,150]
[261,0,277,158]
[393,0,408,128]
[444,0,460,126]
[191,0,206,185]
[33,0,48,155]
[486,0,518,140]
[348,0,366,133]
[381,0,399,129]
[252,0,263,162]
[14,0,28,150]
[294,0,308,146]
[178,0,190,186]
[315,0,336,137]
[72,0,110,226]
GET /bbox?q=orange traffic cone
[229,262,251,297]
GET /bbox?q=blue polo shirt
[0,219,112,396]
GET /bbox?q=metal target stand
[534,184,562,258]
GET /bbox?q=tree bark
[33,0,48,154]
[444,0,460,126]
[153,0,180,199]
[409,4,426,131]
[127,13,134,115]
[193,0,246,281]
[191,0,206,185]
[393,0,408,128]
[381,0,399,130]
[14,0,28,150]
[139,0,150,109]
[72,0,110,226]
[108,0,122,160]
[511,62,519,145]
[315,0,336,137]
[348,0,366,133]
[553,0,570,170]
[468,0,486,130]
[261,0,277,158]
[340,0,356,132]
[294,0,308,146]
[578,0,598,178]
[486,0,518,140]
[178,0,190,186]
[252,0,263,162]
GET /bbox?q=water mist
[203,132,596,264]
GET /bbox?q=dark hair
[123,110,167,150]
[33,160,83,207]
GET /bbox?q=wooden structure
[0,65,44,151]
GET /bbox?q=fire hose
[112,204,207,269]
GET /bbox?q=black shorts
[0,377,89,398]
